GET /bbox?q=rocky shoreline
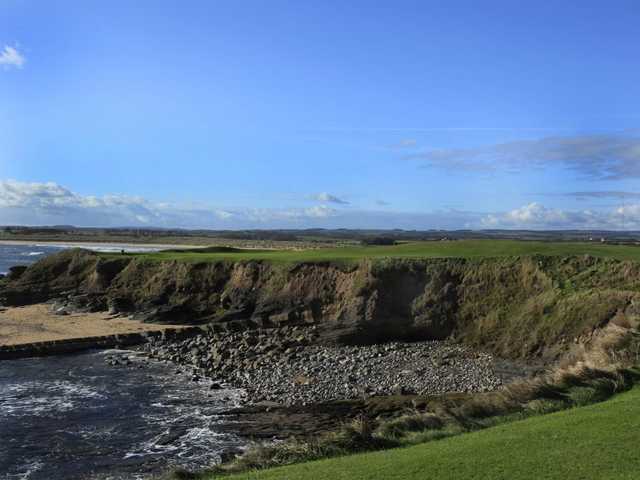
[138,326,522,406]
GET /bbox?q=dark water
[0,351,245,480]
[0,244,246,479]
[0,244,66,275]
[0,243,168,275]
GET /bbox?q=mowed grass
[109,239,640,263]
[219,386,640,480]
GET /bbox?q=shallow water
[0,351,245,480]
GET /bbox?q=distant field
[106,239,640,263]
[220,386,640,480]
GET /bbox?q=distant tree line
[360,237,397,246]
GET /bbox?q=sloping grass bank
[164,325,640,480]
[111,240,640,263]
[218,384,640,480]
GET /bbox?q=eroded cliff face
[3,249,640,358]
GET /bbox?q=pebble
[136,326,510,406]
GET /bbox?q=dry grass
[209,416,398,475]
[376,413,444,439]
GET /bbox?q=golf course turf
[112,239,640,263]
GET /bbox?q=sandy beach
[0,304,187,346]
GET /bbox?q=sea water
[0,244,245,479]
[0,351,245,479]
[0,244,65,276]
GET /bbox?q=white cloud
[502,203,568,225]
[0,180,343,228]
[3,180,639,231]
[482,202,640,229]
[304,205,336,218]
[310,192,349,205]
[0,180,167,226]
[214,210,235,220]
[0,46,26,69]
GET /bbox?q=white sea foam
[123,424,231,465]
[0,380,106,417]
[124,393,245,467]
[4,459,44,480]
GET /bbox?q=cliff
[2,248,640,359]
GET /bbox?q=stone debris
[138,326,508,406]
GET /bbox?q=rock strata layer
[3,248,640,359]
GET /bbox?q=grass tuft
[375,413,444,439]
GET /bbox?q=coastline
[0,239,201,250]
[0,304,201,359]
[0,327,202,360]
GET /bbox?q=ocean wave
[1,351,246,478]
[0,380,106,417]
[123,424,233,466]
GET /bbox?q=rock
[156,428,187,445]
[220,449,243,464]
[7,266,28,281]
[107,297,131,315]
[393,385,415,396]
[137,326,514,406]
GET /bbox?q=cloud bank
[407,134,640,180]
[0,180,342,229]
[2,180,639,230]
[0,46,25,69]
[482,202,640,229]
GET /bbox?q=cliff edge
[2,248,639,359]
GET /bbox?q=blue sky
[1,0,640,229]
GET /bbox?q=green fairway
[220,386,640,480]
[111,239,640,263]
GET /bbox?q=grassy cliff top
[103,239,640,263]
